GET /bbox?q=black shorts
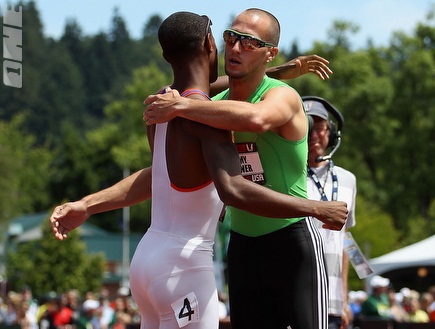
[227,218,328,329]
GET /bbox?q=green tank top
[213,76,308,237]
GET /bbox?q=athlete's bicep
[245,87,299,135]
[261,87,307,139]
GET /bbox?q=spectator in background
[349,290,367,321]
[65,289,81,325]
[408,297,429,323]
[16,300,32,329]
[112,297,132,329]
[77,299,101,329]
[388,290,409,322]
[98,289,115,329]
[419,292,433,317]
[113,288,139,325]
[428,285,435,320]
[21,287,39,329]
[360,275,391,320]
[2,292,19,325]
[305,98,357,329]
[52,294,74,329]
[400,287,413,314]
[38,294,60,329]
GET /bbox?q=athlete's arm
[265,54,332,81]
[209,54,332,96]
[50,167,152,240]
[145,86,305,138]
[190,120,347,227]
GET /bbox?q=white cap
[117,286,130,296]
[83,299,100,311]
[370,275,390,288]
[400,287,411,298]
[395,292,404,303]
[356,290,368,301]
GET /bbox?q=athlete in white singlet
[129,92,223,328]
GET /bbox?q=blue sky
[10,0,435,51]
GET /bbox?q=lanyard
[307,160,338,201]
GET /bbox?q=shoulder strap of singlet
[181,88,211,100]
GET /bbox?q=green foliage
[84,65,170,231]
[0,115,52,220]
[49,125,103,202]
[347,196,399,290]
[350,196,399,259]
[89,65,170,171]
[6,219,105,297]
[327,20,360,50]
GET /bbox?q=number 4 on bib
[171,292,200,327]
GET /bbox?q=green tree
[60,18,86,65]
[347,196,399,290]
[49,125,104,204]
[86,65,170,232]
[6,219,105,297]
[36,40,88,145]
[108,7,136,96]
[142,14,162,38]
[383,28,435,228]
[327,20,360,50]
[0,115,52,221]
[82,32,117,119]
[138,14,170,76]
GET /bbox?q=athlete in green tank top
[213,76,308,237]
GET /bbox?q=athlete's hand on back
[144,87,185,125]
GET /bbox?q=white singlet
[129,122,224,329]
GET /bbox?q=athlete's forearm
[217,175,345,222]
[177,98,270,133]
[83,167,152,216]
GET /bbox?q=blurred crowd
[0,279,434,329]
[0,287,141,329]
[348,276,435,327]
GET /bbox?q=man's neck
[172,80,210,97]
[227,73,265,101]
[172,61,211,96]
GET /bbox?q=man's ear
[267,47,278,63]
[205,34,214,54]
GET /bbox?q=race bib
[171,292,200,327]
[236,142,266,185]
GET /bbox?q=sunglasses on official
[223,29,276,51]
